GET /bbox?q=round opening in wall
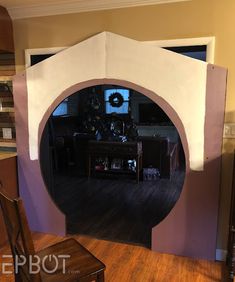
[40,84,186,248]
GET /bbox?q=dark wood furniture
[0,6,16,150]
[0,6,14,52]
[137,136,179,179]
[73,133,96,173]
[226,151,235,281]
[0,189,105,281]
[88,140,143,183]
[0,155,18,247]
[49,116,79,170]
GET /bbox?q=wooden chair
[0,189,105,281]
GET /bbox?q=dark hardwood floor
[51,168,185,248]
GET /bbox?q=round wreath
[109,92,124,108]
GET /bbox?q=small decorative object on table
[111,158,122,170]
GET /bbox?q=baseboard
[216,249,227,261]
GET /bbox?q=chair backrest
[0,189,41,281]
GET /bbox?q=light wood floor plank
[0,232,221,282]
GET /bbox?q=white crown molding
[8,0,191,20]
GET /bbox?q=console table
[88,140,142,183]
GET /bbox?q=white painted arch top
[26,32,207,170]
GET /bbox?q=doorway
[40,84,185,247]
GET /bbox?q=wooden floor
[52,169,185,247]
[0,232,222,282]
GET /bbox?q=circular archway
[14,32,226,259]
[39,80,187,247]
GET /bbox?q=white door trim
[25,36,215,68]
[25,47,67,69]
[144,37,215,63]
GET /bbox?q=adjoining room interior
[40,85,185,247]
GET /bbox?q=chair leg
[97,271,104,282]
[15,272,23,282]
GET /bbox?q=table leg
[136,155,139,183]
[88,154,91,177]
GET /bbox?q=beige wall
[12,0,235,251]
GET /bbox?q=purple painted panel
[13,72,66,236]
[151,65,227,260]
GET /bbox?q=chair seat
[37,238,105,281]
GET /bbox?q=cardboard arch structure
[13,32,227,260]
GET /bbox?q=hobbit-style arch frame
[13,32,227,260]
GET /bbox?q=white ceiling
[0,0,190,19]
